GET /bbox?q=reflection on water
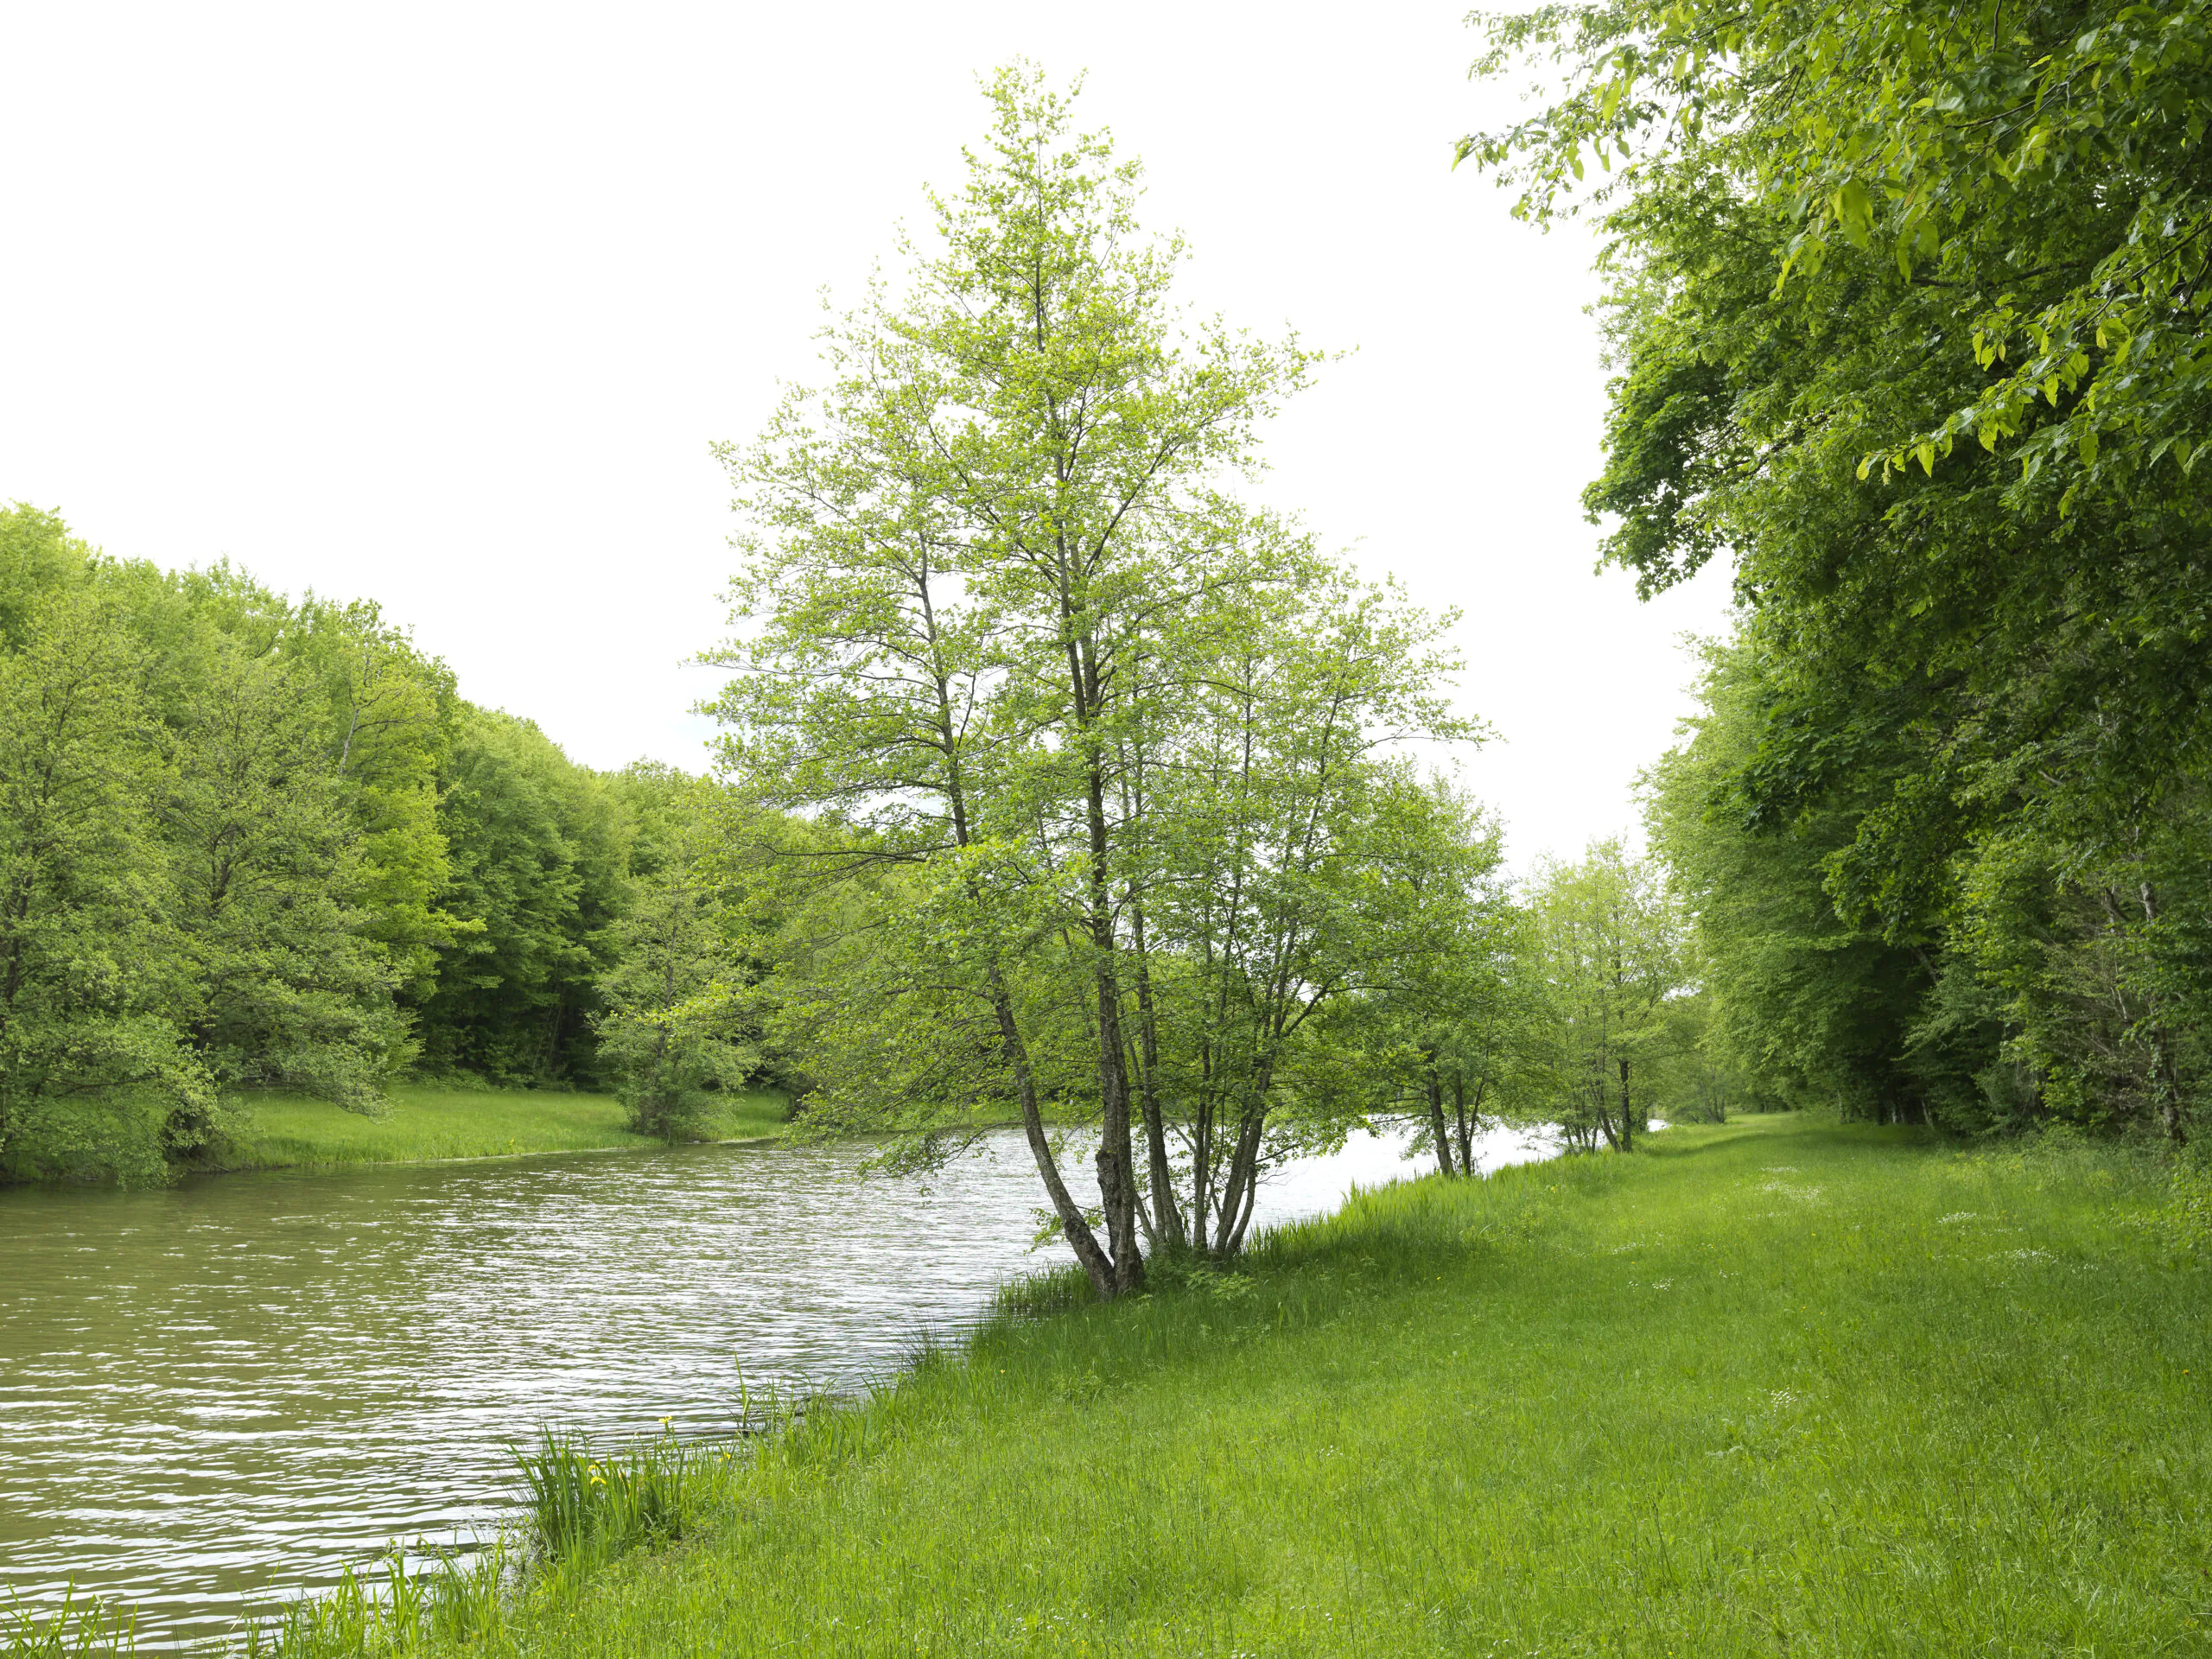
[0,1122,1551,1648]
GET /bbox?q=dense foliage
[0,508,763,1181]
[1471,0,2212,1141]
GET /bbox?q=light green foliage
[162,634,410,1112]
[0,581,211,1184]
[1527,838,1684,1150]
[1471,0,2212,1140]
[300,598,467,1001]
[1642,639,1936,1122]
[594,766,761,1141]
[1465,0,2212,505]
[1338,780,1541,1176]
[279,1116,2206,1656]
[0,505,91,647]
[1121,583,1478,1255]
[710,67,1479,1289]
[0,503,747,1183]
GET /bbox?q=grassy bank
[460,1116,2202,1656]
[19,1114,2207,1656]
[200,1084,791,1173]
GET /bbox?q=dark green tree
[417,707,625,1083]
[1471,0,2212,1140]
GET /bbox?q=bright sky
[1,1,1733,868]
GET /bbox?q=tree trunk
[1425,1047,1454,1177]
[1593,1051,1620,1151]
[2137,880,2188,1147]
[1211,1106,1268,1258]
[1224,1109,1267,1257]
[988,965,1115,1295]
[1081,739,1141,1294]
[1452,1073,1482,1174]
[1128,890,1186,1252]
[1618,1058,1634,1153]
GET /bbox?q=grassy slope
[206,1084,790,1173]
[474,1115,2207,1657]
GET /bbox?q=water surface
[0,1124,1550,1647]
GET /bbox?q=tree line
[0,474,1725,1213]
[37,2,2196,1283]
[0,507,766,1182]
[1470,0,2212,1142]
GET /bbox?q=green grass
[204,1084,791,1173]
[465,1116,2212,1655]
[49,1114,2212,1656]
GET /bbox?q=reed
[234,1547,506,1659]
[0,1589,135,1659]
[510,1427,715,1568]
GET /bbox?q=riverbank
[200,1084,791,1173]
[228,1111,2209,1657]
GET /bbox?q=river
[0,1123,1554,1649]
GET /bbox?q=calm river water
[0,1123,1552,1648]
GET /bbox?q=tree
[1528,840,1681,1152]
[1344,779,1529,1178]
[417,707,626,1083]
[296,596,466,1003]
[594,765,760,1141]
[1121,582,1473,1253]
[160,632,409,1116]
[0,585,207,1182]
[708,68,1471,1294]
[1642,638,1952,1123]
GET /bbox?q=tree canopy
[705,68,1498,1295]
[1472,0,2212,1141]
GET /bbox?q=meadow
[201,1084,790,1173]
[10,1113,2205,1656]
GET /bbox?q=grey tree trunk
[1128,893,1186,1252]
[1452,1073,1482,1174]
[991,965,1116,1295]
[1212,1107,1268,1258]
[1426,1050,1454,1177]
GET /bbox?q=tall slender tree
[709,68,1482,1293]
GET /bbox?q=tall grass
[229,1421,735,1659]
[236,1548,506,1659]
[510,1427,715,1569]
[0,1590,134,1658]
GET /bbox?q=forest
[0,506,765,1183]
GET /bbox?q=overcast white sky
[1,1,1733,868]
